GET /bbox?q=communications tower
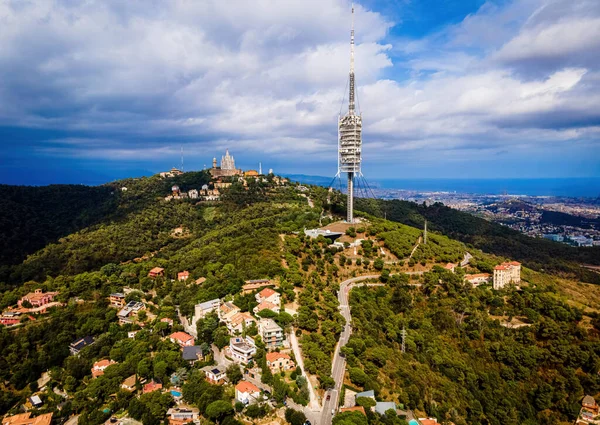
[337,3,362,223]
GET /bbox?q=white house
[255,288,280,306]
[235,381,261,404]
[229,336,257,364]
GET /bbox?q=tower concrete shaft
[347,172,354,223]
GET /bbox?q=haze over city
[1,0,599,185]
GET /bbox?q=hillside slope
[354,198,600,284]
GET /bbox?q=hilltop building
[210,149,242,178]
[493,261,521,289]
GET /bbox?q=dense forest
[345,269,600,425]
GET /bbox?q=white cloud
[0,0,598,177]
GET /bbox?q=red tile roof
[169,332,194,344]
[266,352,291,362]
[235,381,260,394]
[258,287,277,298]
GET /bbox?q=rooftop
[236,380,260,394]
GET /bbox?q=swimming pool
[171,390,182,398]
[409,420,419,425]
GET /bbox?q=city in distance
[0,1,599,425]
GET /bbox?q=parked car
[326,394,331,401]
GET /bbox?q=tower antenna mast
[336,2,362,223]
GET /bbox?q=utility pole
[424,220,428,244]
[401,326,407,354]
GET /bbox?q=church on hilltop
[210,149,243,178]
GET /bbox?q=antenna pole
[349,3,355,115]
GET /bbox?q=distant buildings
[493,261,521,290]
[91,359,117,378]
[464,273,491,286]
[242,279,274,294]
[177,271,190,282]
[18,289,58,308]
[209,149,243,178]
[109,293,126,307]
[70,336,94,355]
[148,267,165,278]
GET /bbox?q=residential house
[0,312,21,326]
[166,406,199,425]
[69,336,94,355]
[1,412,53,425]
[229,336,257,364]
[258,318,284,348]
[108,293,126,307]
[242,279,274,294]
[117,301,145,325]
[493,261,521,290]
[219,302,241,321]
[443,263,457,273]
[235,381,261,404]
[148,267,165,278]
[121,375,137,392]
[18,289,58,308]
[583,395,599,414]
[91,359,117,378]
[266,352,295,373]
[161,317,174,326]
[194,277,207,285]
[182,346,205,364]
[374,402,397,416]
[253,301,279,315]
[177,271,190,282]
[29,396,43,408]
[202,366,227,385]
[227,312,257,334]
[127,331,139,339]
[194,298,220,321]
[255,287,280,306]
[464,273,491,286]
[143,381,162,394]
[169,332,195,347]
[188,189,199,199]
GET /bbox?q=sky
[0,0,599,185]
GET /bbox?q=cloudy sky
[1,0,599,185]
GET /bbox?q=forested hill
[354,198,600,284]
[0,171,211,277]
[0,184,117,269]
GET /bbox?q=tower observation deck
[338,3,362,223]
